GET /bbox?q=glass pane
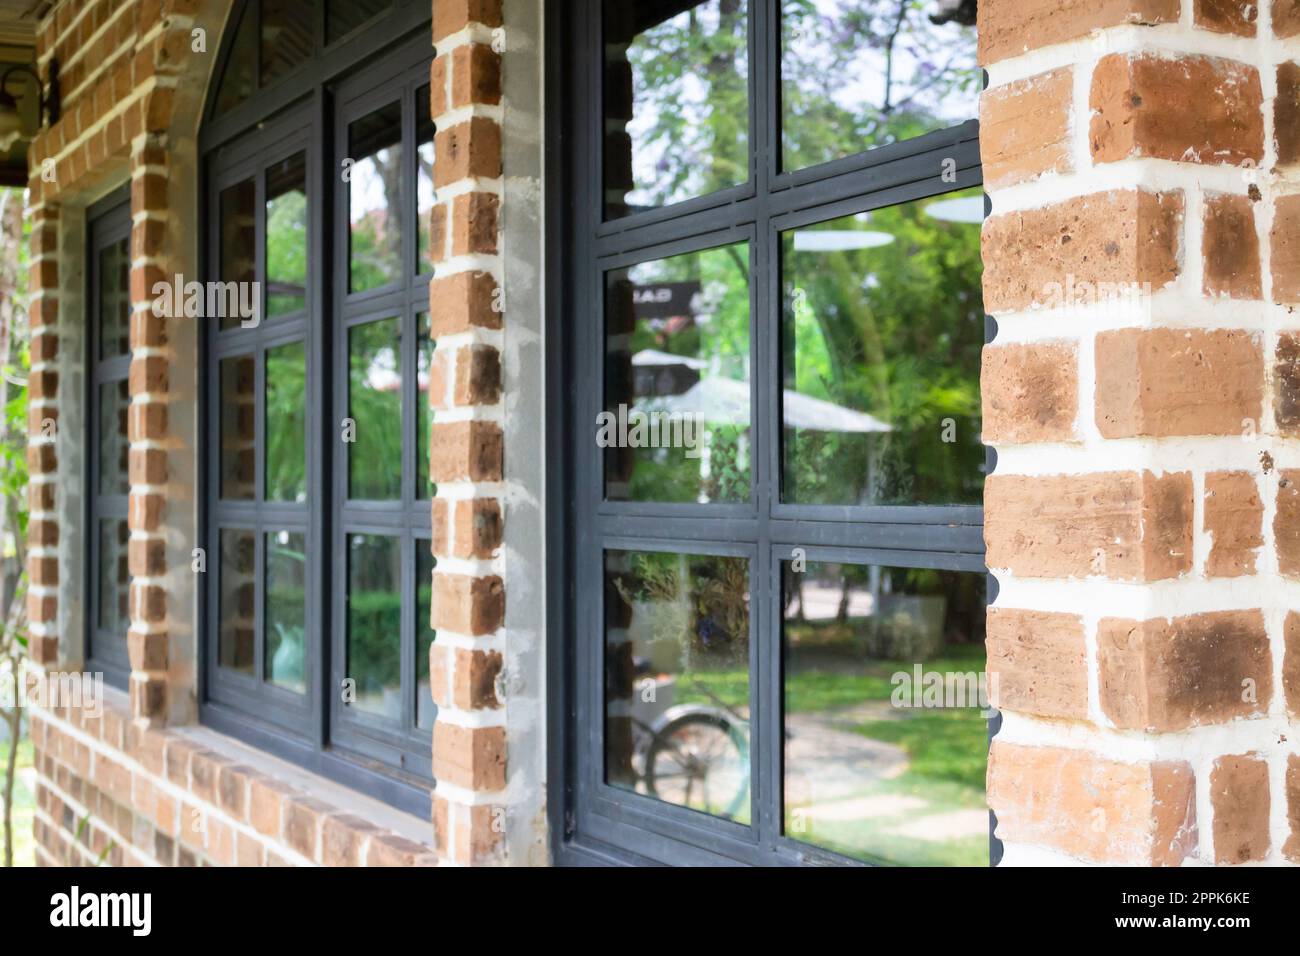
[265,151,308,318]
[346,534,401,721]
[265,530,307,693]
[603,0,749,219]
[328,0,389,44]
[782,560,988,866]
[214,3,257,115]
[219,178,256,331]
[348,316,402,500]
[416,544,436,731]
[416,84,436,270]
[781,188,985,506]
[262,0,314,85]
[604,244,751,503]
[96,519,130,636]
[781,0,980,172]
[604,550,751,823]
[219,355,256,501]
[218,529,256,675]
[266,341,307,502]
[98,238,130,359]
[348,102,403,293]
[416,311,433,496]
[98,380,129,496]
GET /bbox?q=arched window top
[209,0,398,121]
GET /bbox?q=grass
[0,733,35,868]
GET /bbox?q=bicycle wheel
[644,712,749,820]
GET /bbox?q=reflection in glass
[328,0,389,44]
[604,550,750,822]
[605,244,751,503]
[214,3,257,115]
[417,312,433,496]
[782,560,987,866]
[346,534,401,721]
[262,0,314,85]
[266,151,308,317]
[266,341,307,502]
[781,0,980,172]
[603,0,749,219]
[416,85,436,270]
[97,519,130,636]
[348,317,402,500]
[348,103,403,292]
[219,178,257,330]
[781,189,985,506]
[265,531,306,693]
[98,380,130,496]
[416,545,436,731]
[98,238,130,359]
[219,355,256,501]
[219,529,256,675]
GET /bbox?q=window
[86,190,133,689]
[556,0,991,866]
[202,8,434,814]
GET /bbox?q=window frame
[548,0,996,866]
[199,2,436,817]
[85,186,134,690]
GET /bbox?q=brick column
[426,0,509,865]
[26,196,61,669]
[126,132,173,724]
[980,0,1298,865]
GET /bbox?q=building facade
[8,0,1300,866]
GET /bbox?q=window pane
[416,84,436,270]
[262,0,314,85]
[416,311,433,496]
[780,0,980,172]
[266,341,307,502]
[98,380,129,496]
[348,316,402,500]
[98,237,130,359]
[219,529,256,675]
[214,3,257,116]
[97,519,130,636]
[348,102,403,292]
[219,355,256,501]
[219,178,256,331]
[346,534,401,721]
[605,244,751,503]
[265,530,306,693]
[416,544,436,731]
[781,189,984,506]
[327,0,389,44]
[603,0,749,219]
[782,560,987,866]
[605,550,750,823]
[266,151,308,318]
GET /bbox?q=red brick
[1194,0,1258,35]
[982,190,1183,313]
[980,68,1073,189]
[981,342,1078,444]
[988,742,1196,865]
[1090,54,1263,167]
[432,573,504,635]
[450,43,502,108]
[1210,753,1270,863]
[977,0,1180,65]
[986,608,1088,719]
[1203,193,1261,299]
[429,420,502,482]
[1204,471,1263,578]
[432,722,506,790]
[432,0,502,43]
[428,271,502,335]
[434,118,501,187]
[1286,613,1300,720]
[985,471,1192,580]
[1273,195,1300,305]
[1098,610,1272,731]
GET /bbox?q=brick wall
[981,0,1300,865]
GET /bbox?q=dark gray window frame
[85,186,134,690]
[199,0,435,817]
[547,0,998,866]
